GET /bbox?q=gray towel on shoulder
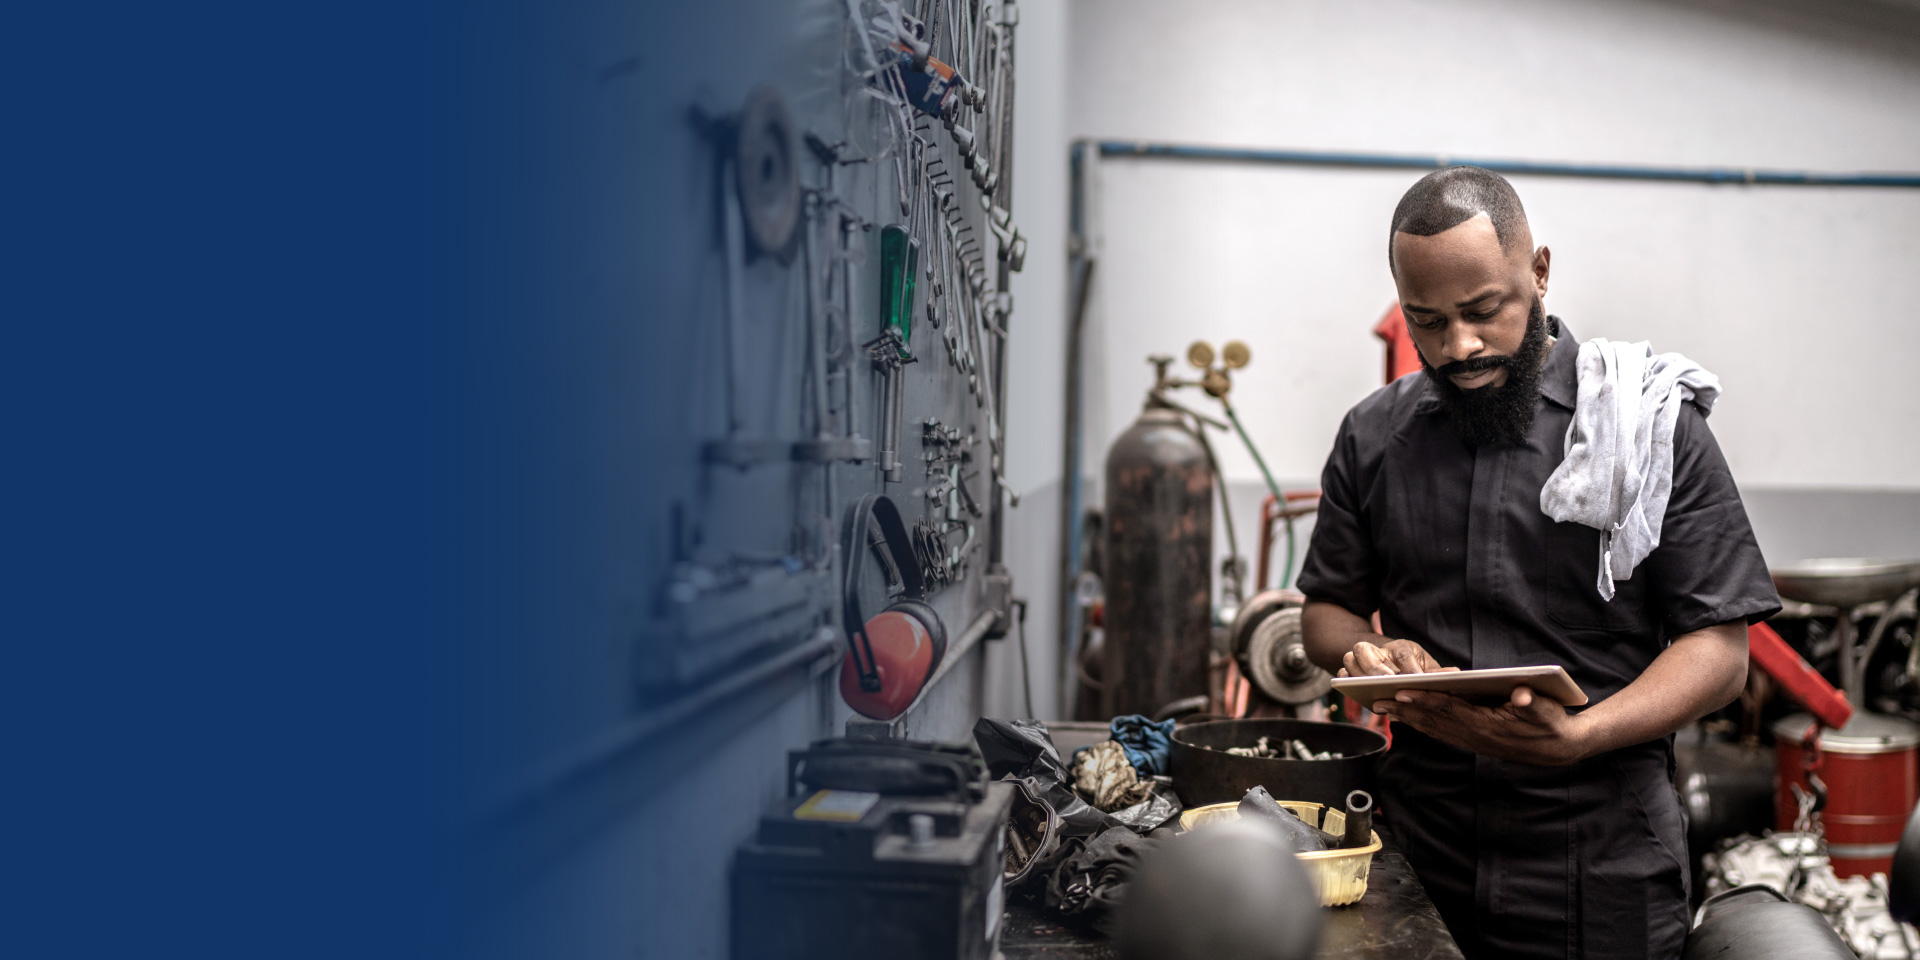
[1539,339,1720,600]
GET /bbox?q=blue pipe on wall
[1094,140,1920,188]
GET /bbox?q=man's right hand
[1338,638,1456,677]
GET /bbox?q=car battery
[732,738,1014,960]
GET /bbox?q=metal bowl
[1769,558,1920,608]
[1169,718,1387,810]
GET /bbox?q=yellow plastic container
[1177,800,1380,906]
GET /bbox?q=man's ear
[1532,245,1551,298]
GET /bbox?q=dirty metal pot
[1103,405,1212,719]
[1169,719,1387,809]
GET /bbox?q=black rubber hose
[1238,785,1333,851]
[1340,790,1374,849]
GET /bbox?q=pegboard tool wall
[452,0,1026,950]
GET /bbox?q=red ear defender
[839,610,934,720]
[838,496,948,721]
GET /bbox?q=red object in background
[1749,621,1854,729]
[1373,303,1422,384]
[1254,490,1322,591]
[1775,714,1919,877]
[839,610,938,721]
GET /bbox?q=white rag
[1539,339,1721,600]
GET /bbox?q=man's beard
[1419,296,1550,448]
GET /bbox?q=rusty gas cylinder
[1103,405,1213,719]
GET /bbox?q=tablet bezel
[1329,665,1589,707]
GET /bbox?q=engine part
[1103,402,1212,718]
[1701,832,1920,959]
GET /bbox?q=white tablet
[1330,665,1589,707]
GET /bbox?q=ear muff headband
[841,495,926,693]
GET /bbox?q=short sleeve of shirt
[1296,410,1381,617]
[1638,401,1782,637]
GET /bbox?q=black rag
[1044,825,1164,935]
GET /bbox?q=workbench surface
[998,831,1464,960]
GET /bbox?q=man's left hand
[1373,685,1592,766]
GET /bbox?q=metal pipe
[897,609,1000,719]
[1093,140,1920,188]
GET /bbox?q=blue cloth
[1108,715,1176,777]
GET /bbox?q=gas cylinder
[1102,401,1213,719]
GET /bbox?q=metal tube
[1093,140,1920,188]
[1059,252,1095,715]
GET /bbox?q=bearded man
[1298,166,1781,960]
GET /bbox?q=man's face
[1391,214,1549,389]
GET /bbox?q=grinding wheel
[734,85,800,262]
[1245,607,1330,705]
[1229,590,1330,705]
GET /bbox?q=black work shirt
[1296,317,1780,960]
[1297,316,1779,699]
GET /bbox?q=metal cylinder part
[1340,790,1373,850]
[1103,406,1212,718]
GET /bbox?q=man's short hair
[1388,166,1528,271]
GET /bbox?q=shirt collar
[1409,314,1578,414]
[1539,315,1577,411]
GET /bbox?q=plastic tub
[1178,800,1380,906]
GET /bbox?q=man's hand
[1374,685,1592,766]
[1338,638,1457,678]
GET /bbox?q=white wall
[985,0,1075,719]
[1062,0,1920,543]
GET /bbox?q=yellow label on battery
[793,789,881,822]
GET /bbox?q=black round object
[1891,805,1920,923]
[1170,719,1387,810]
[1682,894,1854,960]
[733,85,800,262]
[1674,737,1774,888]
[1115,818,1323,960]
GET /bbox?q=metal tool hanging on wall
[692,84,809,467]
[734,86,802,263]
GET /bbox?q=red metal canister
[1774,712,1920,878]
